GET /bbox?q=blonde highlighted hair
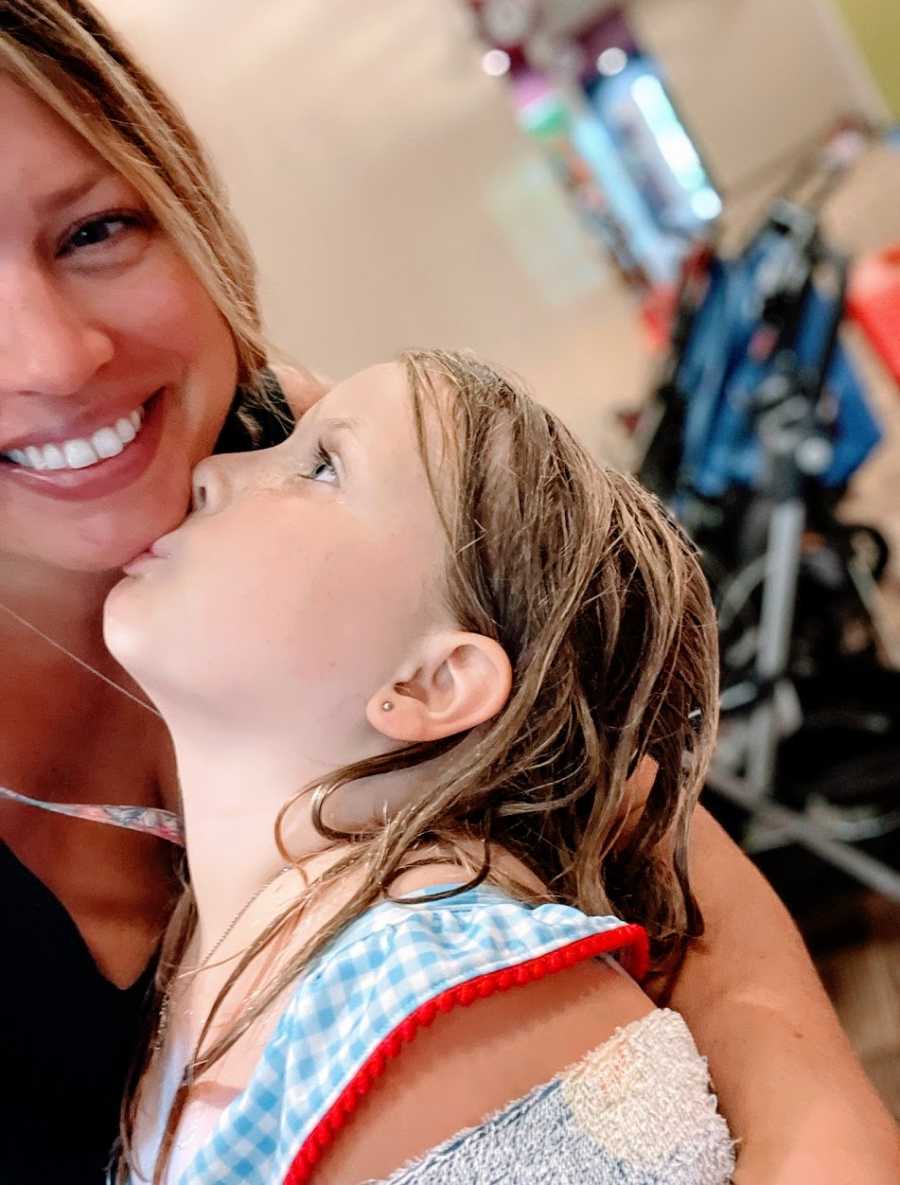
[118,349,720,1182]
[0,0,270,401]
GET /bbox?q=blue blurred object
[673,247,882,501]
[633,127,900,902]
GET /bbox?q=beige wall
[830,0,900,118]
[632,0,887,189]
[100,0,643,459]
[99,0,890,458]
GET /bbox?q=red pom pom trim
[283,922,648,1183]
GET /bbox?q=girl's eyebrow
[321,417,362,439]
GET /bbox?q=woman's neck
[0,550,176,810]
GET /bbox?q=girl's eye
[57,212,148,258]
[307,445,338,484]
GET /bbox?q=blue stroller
[634,176,900,903]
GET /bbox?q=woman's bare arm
[661,805,900,1184]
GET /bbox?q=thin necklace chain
[0,598,163,719]
[156,863,296,1054]
[183,863,295,979]
[3,601,297,1033]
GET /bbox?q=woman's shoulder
[215,363,330,456]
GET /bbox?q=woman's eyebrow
[36,169,112,215]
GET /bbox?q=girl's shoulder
[182,887,735,1185]
[183,886,650,1184]
[299,881,649,1000]
[337,1007,736,1185]
[274,882,650,1094]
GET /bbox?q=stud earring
[381,701,394,712]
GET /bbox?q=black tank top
[0,379,294,1184]
[0,844,155,1183]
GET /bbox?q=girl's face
[103,363,450,752]
[0,75,238,573]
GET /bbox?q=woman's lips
[0,389,166,503]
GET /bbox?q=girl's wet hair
[118,349,719,1182]
[0,0,278,428]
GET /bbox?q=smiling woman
[0,74,241,567]
[0,3,315,1182]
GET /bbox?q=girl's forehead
[306,363,413,444]
[308,363,453,498]
[329,361,408,412]
[295,361,451,482]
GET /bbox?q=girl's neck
[171,731,423,958]
[175,740,333,953]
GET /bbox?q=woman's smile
[0,386,167,502]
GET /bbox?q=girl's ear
[366,632,512,743]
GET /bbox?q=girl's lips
[0,389,166,503]
[121,549,164,577]
[121,533,174,576]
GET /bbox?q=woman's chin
[96,506,190,574]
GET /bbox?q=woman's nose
[0,265,114,396]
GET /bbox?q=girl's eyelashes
[306,443,339,485]
[56,209,152,259]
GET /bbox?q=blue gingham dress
[141,886,646,1185]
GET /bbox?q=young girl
[105,349,734,1184]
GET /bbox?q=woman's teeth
[3,408,145,471]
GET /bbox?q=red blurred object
[848,244,900,387]
[639,284,677,351]
[639,242,715,353]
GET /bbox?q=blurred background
[98,0,899,1115]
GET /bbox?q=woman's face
[103,363,450,750]
[0,75,238,573]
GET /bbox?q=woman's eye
[58,213,147,258]
[308,446,338,484]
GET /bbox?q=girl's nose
[190,455,229,515]
[0,265,114,397]
[192,445,279,515]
